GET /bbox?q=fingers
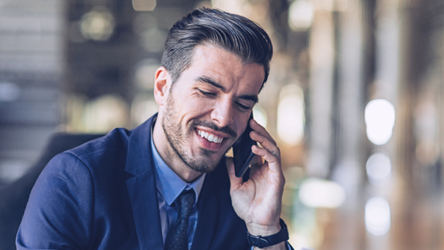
[252,145,279,165]
[249,119,277,146]
[249,120,280,159]
[226,157,243,189]
[250,131,281,159]
[248,119,282,173]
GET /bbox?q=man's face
[160,44,265,174]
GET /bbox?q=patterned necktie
[165,189,196,250]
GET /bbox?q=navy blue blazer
[17,114,250,250]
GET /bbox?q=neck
[152,116,202,183]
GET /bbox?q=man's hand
[226,119,286,249]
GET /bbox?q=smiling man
[155,44,264,181]
[17,8,293,250]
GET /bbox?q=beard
[161,95,237,174]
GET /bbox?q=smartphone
[233,113,256,178]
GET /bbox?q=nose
[211,98,234,128]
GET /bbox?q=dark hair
[161,8,273,88]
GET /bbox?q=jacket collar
[125,114,164,249]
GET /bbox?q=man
[17,8,292,250]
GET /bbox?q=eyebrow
[196,76,225,91]
[195,76,259,104]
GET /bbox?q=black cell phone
[233,113,256,178]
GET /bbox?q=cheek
[187,96,215,113]
[179,102,211,126]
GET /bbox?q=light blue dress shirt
[151,137,206,250]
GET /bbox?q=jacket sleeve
[16,152,94,250]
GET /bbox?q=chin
[185,149,225,174]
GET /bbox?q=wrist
[247,219,289,249]
[246,221,281,236]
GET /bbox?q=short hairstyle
[161,8,273,88]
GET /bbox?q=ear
[154,67,171,106]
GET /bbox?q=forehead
[183,45,265,94]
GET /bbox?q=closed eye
[198,89,216,97]
[236,102,252,111]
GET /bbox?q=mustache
[192,120,237,138]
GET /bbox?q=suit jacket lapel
[125,115,164,250]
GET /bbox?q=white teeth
[197,130,223,143]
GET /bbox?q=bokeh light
[365,99,396,145]
[365,197,391,236]
[366,152,392,186]
[288,0,314,31]
[253,105,268,128]
[132,0,157,11]
[277,84,305,145]
[80,7,115,41]
[131,94,159,126]
[82,95,129,132]
[299,178,346,208]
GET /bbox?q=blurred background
[1,0,444,249]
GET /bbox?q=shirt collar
[151,133,206,206]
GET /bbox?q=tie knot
[177,189,195,219]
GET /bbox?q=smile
[197,129,224,143]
